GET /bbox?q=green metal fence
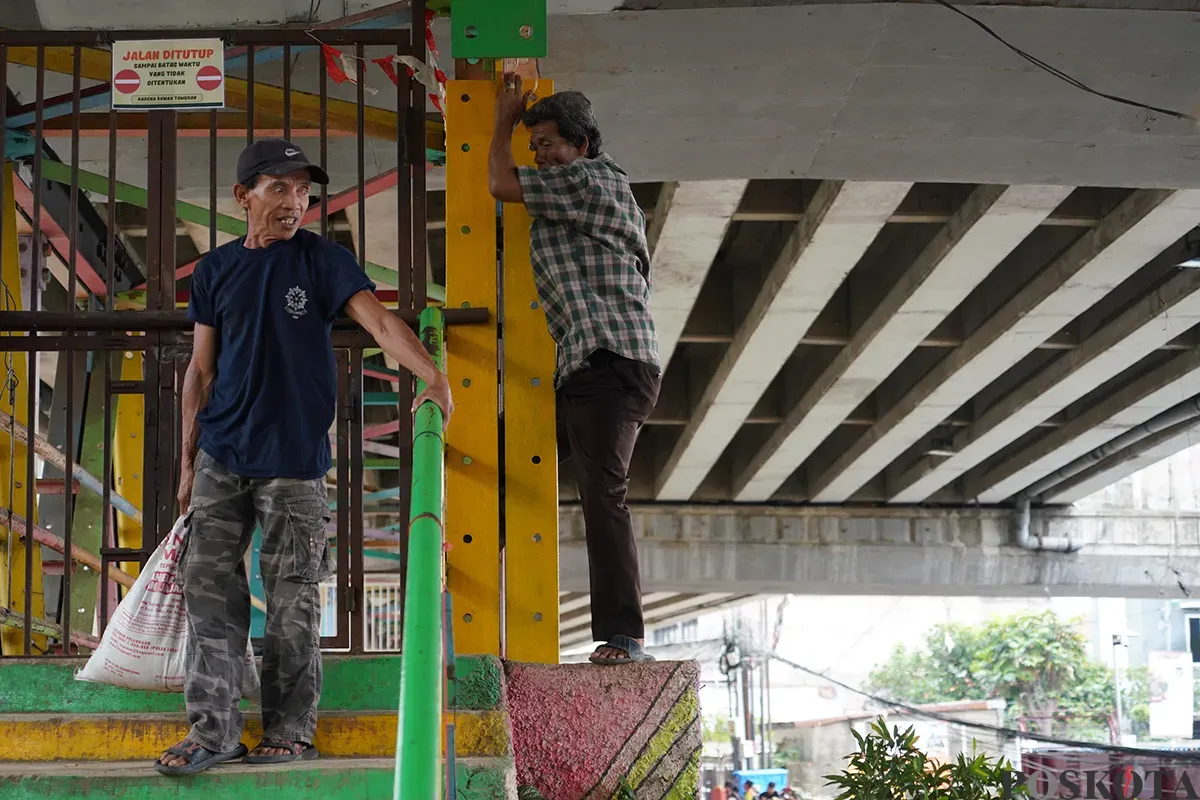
[395,306,449,799]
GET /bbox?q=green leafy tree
[866,610,1148,741]
[824,719,1023,800]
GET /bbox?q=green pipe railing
[395,306,449,800]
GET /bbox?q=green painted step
[0,757,516,800]
[0,654,501,714]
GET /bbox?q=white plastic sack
[76,514,260,698]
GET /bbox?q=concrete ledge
[559,505,1200,597]
[0,757,517,800]
[0,654,501,714]
[0,710,509,761]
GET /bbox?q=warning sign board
[110,39,225,111]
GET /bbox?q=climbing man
[155,138,454,775]
[488,74,661,665]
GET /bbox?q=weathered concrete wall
[560,505,1200,597]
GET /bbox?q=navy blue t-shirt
[187,229,375,479]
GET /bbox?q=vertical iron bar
[25,46,47,655]
[319,53,328,238]
[246,46,255,146]
[209,111,217,253]
[407,9,426,541]
[282,44,292,142]
[156,113,178,542]
[394,33,412,611]
[349,347,365,654]
[0,45,6,643]
[143,113,163,550]
[411,1,427,310]
[100,96,118,634]
[61,45,84,653]
[356,44,366,270]
[335,352,350,649]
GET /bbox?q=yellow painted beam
[0,163,46,656]
[502,81,560,665]
[0,709,509,761]
[444,81,501,657]
[113,350,145,579]
[5,46,444,145]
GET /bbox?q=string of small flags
[309,9,448,118]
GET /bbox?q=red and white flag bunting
[370,8,448,118]
[320,43,377,95]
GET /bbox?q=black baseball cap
[236,138,330,186]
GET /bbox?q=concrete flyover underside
[559,504,1200,599]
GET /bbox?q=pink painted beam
[363,419,402,440]
[0,510,135,590]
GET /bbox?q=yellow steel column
[445,81,501,656]
[502,80,560,664]
[0,163,46,654]
[112,350,145,579]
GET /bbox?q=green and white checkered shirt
[517,153,660,387]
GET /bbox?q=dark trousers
[556,349,661,643]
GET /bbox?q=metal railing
[0,16,445,656]
[395,305,448,799]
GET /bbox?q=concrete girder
[734,183,1071,502]
[647,179,748,366]
[559,505,1200,598]
[557,592,750,648]
[802,188,1200,503]
[967,346,1200,502]
[891,267,1200,503]
[654,180,911,501]
[1045,420,1200,504]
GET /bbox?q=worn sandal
[243,738,320,764]
[153,739,249,776]
[589,634,656,666]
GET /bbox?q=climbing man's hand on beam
[496,72,534,130]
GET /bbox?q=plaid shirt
[517,153,660,387]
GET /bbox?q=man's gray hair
[521,90,603,158]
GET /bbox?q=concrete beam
[968,347,1200,502]
[892,267,1200,502]
[558,592,751,648]
[559,505,1200,598]
[648,180,747,366]
[1046,421,1200,504]
[735,184,1071,502]
[805,189,1200,503]
[655,181,911,501]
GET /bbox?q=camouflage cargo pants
[179,449,333,753]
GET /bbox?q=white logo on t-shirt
[285,286,309,319]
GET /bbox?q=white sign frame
[111,39,226,111]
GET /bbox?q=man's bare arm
[488,121,523,203]
[344,291,454,421]
[178,323,217,510]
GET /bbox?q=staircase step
[0,710,510,762]
[0,756,517,800]
[0,654,502,714]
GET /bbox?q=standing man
[488,75,661,666]
[155,139,453,775]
